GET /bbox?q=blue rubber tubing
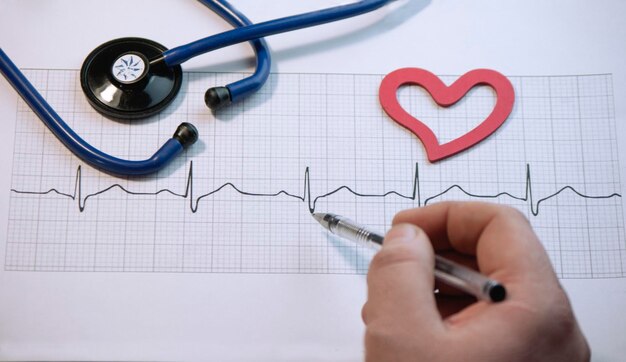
[0,48,185,176]
[197,0,271,103]
[164,0,392,66]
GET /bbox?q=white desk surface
[1,1,625,360]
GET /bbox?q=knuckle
[365,323,439,361]
[540,292,590,360]
[498,204,530,224]
[463,202,529,223]
[361,302,369,324]
[391,209,412,225]
[544,292,579,335]
[364,323,395,347]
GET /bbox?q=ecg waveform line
[10,162,622,216]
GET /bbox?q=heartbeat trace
[10,162,622,216]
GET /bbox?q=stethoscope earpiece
[173,122,199,149]
[205,86,232,110]
[80,37,182,120]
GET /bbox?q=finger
[364,224,443,329]
[393,203,453,252]
[393,202,552,279]
[393,201,509,254]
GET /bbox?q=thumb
[364,224,443,328]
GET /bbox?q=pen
[312,213,507,303]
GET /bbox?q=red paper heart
[379,68,515,162]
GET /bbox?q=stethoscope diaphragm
[80,37,182,120]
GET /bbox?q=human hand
[362,202,590,362]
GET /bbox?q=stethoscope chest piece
[80,37,182,120]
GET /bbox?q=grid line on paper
[576,77,593,277]
[548,78,564,275]
[4,69,625,279]
[606,76,625,276]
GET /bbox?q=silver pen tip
[311,213,325,225]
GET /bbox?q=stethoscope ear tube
[198,0,271,110]
[163,0,392,66]
[0,48,197,176]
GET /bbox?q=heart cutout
[379,68,515,162]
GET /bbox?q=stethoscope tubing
[198,0,271,103]
[0,48,186,176]
[163,0,392,66]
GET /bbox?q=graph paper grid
[4,69,624,278]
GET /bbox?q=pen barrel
[329,217,383,250]
[434,256,501,302]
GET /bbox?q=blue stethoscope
[0,0,393,176]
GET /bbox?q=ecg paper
[5,69,625,279]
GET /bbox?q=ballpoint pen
[312,212,507,303]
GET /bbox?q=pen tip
[312,213,324,224]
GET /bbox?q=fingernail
[385,224,418,245]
